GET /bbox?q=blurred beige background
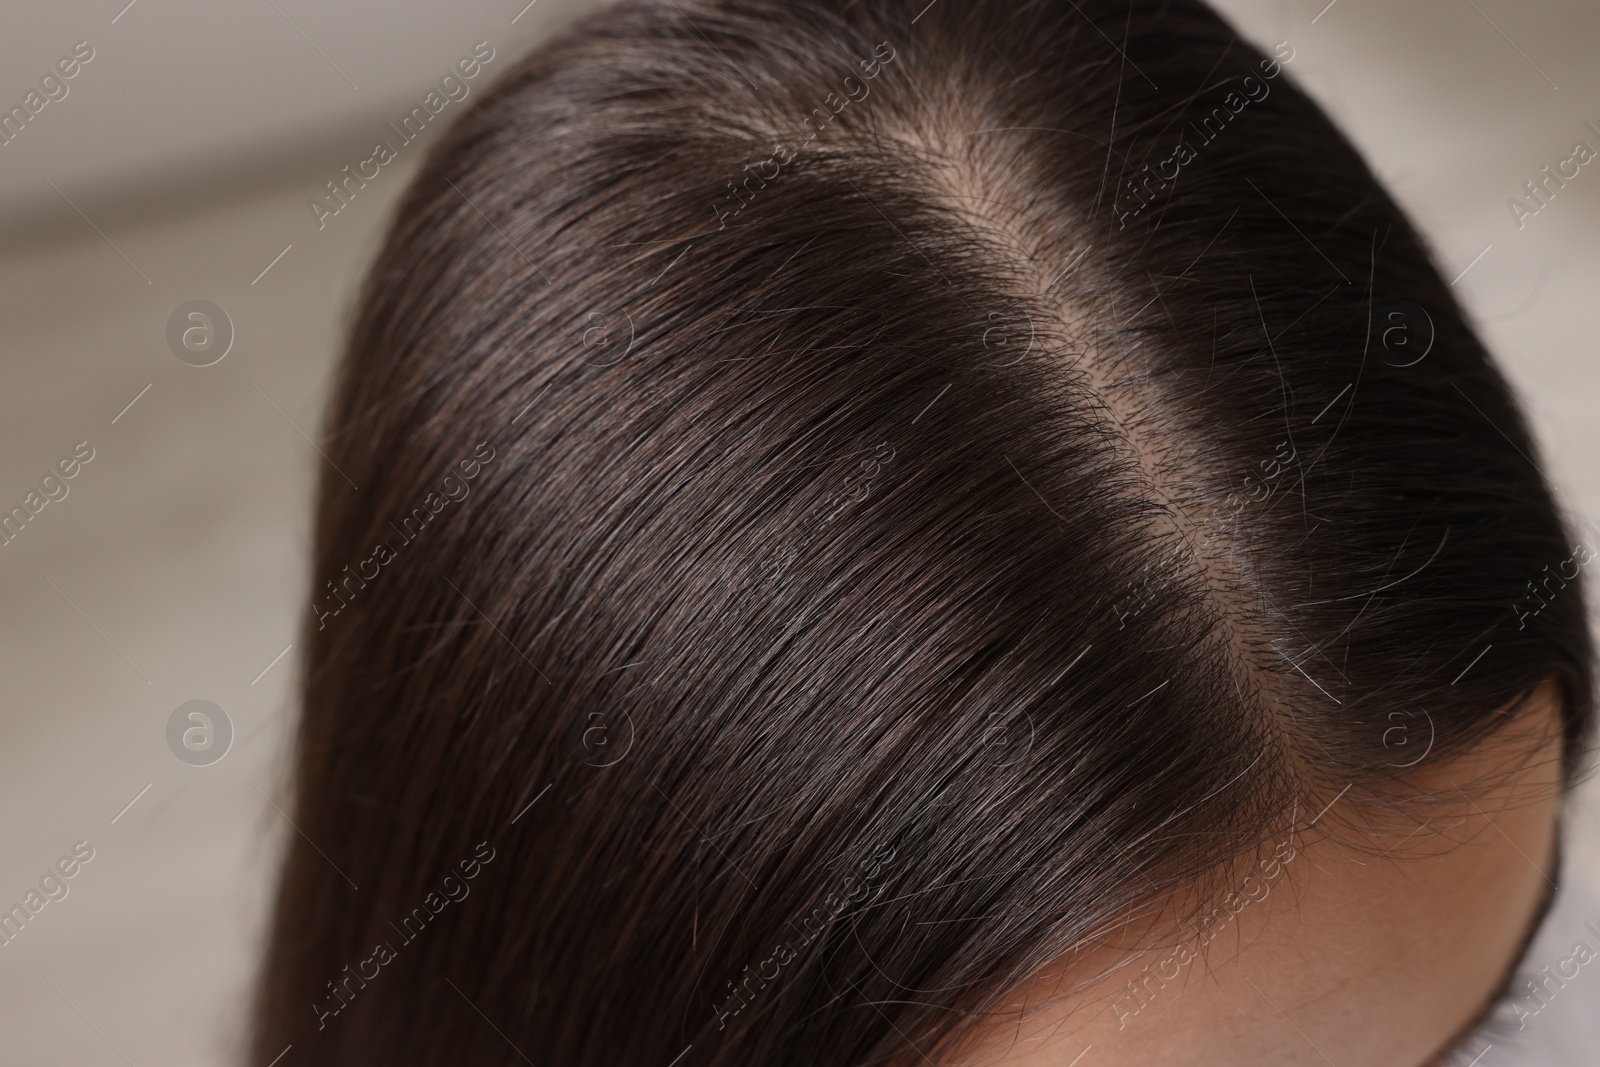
[0,1,1595,1064]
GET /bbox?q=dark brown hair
[253,1,1595,1064]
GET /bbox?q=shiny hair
[253,1,1595,1064]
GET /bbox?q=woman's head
[254,1,1595,1064]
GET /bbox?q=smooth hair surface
[254,1,1595,1064]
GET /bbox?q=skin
[948,677,1568,1067]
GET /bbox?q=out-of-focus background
[0,1,1594,1063]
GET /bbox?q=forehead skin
[948,678,1567,1067]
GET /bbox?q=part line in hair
[1045,242,1095,292]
